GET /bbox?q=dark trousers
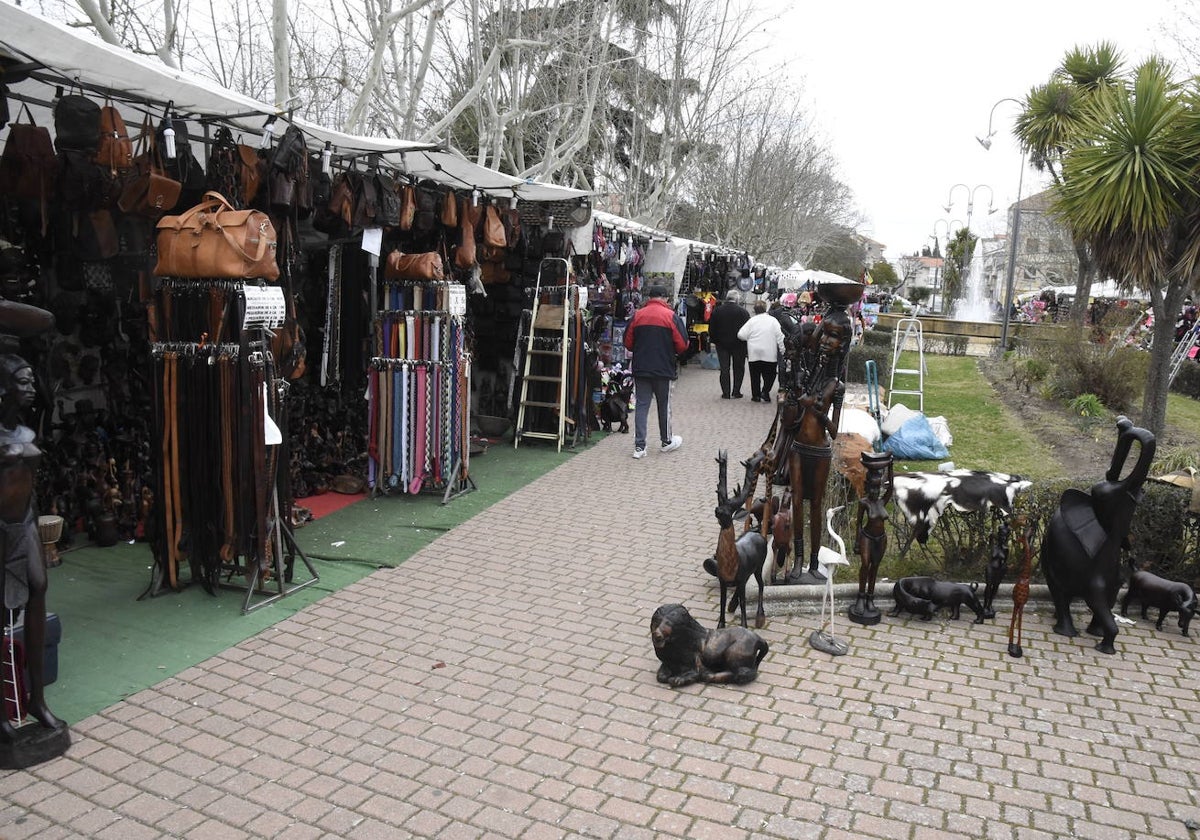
[716,344,746,397]
[633,376,673,450]
[748,360,778,400]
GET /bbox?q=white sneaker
[661,435,683,454]
[633,448,647,459]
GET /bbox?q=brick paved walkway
[3,363,1199,839]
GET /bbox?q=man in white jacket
[737,301,785,402]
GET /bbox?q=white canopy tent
[0,3,588,203]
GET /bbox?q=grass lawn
[884,354,1063,479]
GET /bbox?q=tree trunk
[1140,278,1189,437]
[1069,240,1094,325]
[273,0,290,111]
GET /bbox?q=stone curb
[747,580,1053,616]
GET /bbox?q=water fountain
[952,239,995,322]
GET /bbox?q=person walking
[707,288,750,399]
[737,300,785,403]
[623,283,688,459]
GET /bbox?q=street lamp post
[999,154,1026,352]
[944,184,995,229]
[977,96,1027,353]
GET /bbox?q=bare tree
[671,85,855,266]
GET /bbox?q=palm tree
[1052,56,1200,436]
[1015,43,1124,325]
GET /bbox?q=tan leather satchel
[440,188,458,227]
[482,203,506,248]
[455,197,477,269]
[118,117,181,219]
[153,191,281,280]
[385,250,445,282]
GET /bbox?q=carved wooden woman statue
[0,301,69,767]
[849,451,893,625]
[770,308,852,585]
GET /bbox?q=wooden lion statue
[650,603,769,688]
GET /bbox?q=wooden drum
[37,515,64,568]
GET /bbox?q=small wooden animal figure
[1121,570,1198,636]
[702,450,769,628]
[889,576,985,623]
[650,604,769,688]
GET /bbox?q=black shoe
[732,393,743,399]
[721,394,731,399]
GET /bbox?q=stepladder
[888,317,926,412]
[515,258,574,451]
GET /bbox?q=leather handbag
[385,249,444,282]
[118,117,181,219]
[153,191,280,280]
[482,203,507,248]
[455,196,478,269]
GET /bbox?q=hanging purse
[398,183,416,231]
[482,203,506,248]
[454,196,477,269]
[118,116,181,219]
[153,191,280,280]
[385,249,444,282]
[440,188,458,227]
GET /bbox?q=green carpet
[39,433,594,725]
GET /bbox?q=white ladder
[514,258,573,451]
[888,317,926,411]
[1169,322,1199,387]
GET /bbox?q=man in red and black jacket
[623,283,688,459]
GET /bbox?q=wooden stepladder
[515,258,574,451]
[888,317,926,411]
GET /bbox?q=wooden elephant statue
[1041,416,1155,654]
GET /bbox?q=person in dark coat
[707,289,750,399]
[623,283,689,459]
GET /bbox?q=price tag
[242,285,286,330]
[361,227,383,256]
[448,284,467,317]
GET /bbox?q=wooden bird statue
[810,506,850,656]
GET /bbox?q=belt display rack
[142,278,318,612]
[367,278,474,503]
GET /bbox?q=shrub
[882,475,1200,589]
[1069,393,1105,417]
[926,335,969,356]
[1011,357,1049,393]
[846,342,891,388]
[1039,326,1147,411]
[1171,360,1200,400]
[1152,445,1200,475]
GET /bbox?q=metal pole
[999,151,1027,353]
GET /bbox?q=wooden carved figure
[702,450,768,629]
[1041,416,1155,655]
[769,308,852,584]
[650,604,769,687]
[0,301,70,769]
[1121,570,1198,636]
[983,517,1011,619]
[1007,515,1034,657]
[849,451,893,626]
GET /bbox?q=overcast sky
[760,0,1179,261]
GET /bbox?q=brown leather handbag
[398,183,416,231]
[455,196,478,269]
[440,188,458,227]
[154,191,280,280]
[118,117,181,219]
[482,203,507,248]
[385,250,444,282]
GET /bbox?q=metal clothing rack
[141,280,319,610]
